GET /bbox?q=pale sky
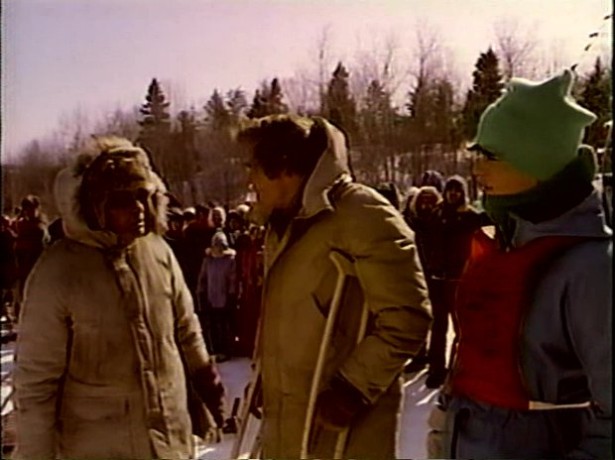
[1,0,612,158]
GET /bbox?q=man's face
[104,187,152,242]
[211,209,225,228]
[472,152,538,196]
[444,185,464,206]
[416,193,438,213]
[246,162,302,218]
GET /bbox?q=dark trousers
[426,277,459,373]
[205,307,234,356]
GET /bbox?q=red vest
[450,230,585,410]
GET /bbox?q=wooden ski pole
[230,359,261,459]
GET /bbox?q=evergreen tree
[138,78,172,174]
[205,89,231,130]
[267,78,289,115]
[323,62,357,137]
[247,89,267,119]
[461,48,504,140]
[171,109,200,182]
[247,78,288,118]
[579,57,612,149]
[226,88,248,122]
[358,80,397,182]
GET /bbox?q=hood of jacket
[295,118,353,219]
[53,147,168,250]
[248,118,352,227]
[512,190,612,247]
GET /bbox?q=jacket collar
[512,190,612,247]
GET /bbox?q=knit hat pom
[474,69,597,181]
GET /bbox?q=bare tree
[350,30,403,110]
[493,18,540,80]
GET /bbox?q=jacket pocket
[61,395,127,422]
[59,396,132,459]
[68,322,102,383]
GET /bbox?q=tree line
[2,41,611,217]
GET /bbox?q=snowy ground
[1,341,442,459]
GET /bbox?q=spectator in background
[1,215,17,322]
[13,195,48,321]
[184,204,215,298]
[374,182,401,210]
[424,175,489,388]
[164,207,190,277]
[401,186,420,225]
[420,170,445,194]
[226,210,244,249]
[403,186,442,374]
[183,206,197,228]
[197,231,237,361]
[234,222,265,358]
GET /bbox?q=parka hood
[296,118,353,219]
[53,138,168,249]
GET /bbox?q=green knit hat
[471,69,597,180]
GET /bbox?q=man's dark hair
[236,115,329,179]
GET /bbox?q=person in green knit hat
[427,69,612,459]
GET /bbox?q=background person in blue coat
[428,69,612,459]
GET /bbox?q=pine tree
[267,78,288,115]
[171,109,199,180]
[226,88,248,122]
[138,78,171,174]
[461,48,504,140]
[247,79,288,118]
[205,89,231,130]
[579,57,612,150]
[323,62,357,137]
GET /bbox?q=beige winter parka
[13,154,215,459]
[257,120,433,458]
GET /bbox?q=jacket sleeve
[13,251,69,460]
[564,243,612,459]
[335,186,433,404]
[168,248,227,425]
[169,249,211,372]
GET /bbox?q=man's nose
[132,199,145,214]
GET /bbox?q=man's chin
[248,202,270,226]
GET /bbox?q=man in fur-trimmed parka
[13,137,226,460]
[237,115,432,458]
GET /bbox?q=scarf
[483,147,596,248]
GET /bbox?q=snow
[193,357,437,459]
[1,343,440,459]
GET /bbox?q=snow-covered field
[1,342,440,459]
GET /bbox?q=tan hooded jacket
[257,119,432,458]
[13,147,214,460]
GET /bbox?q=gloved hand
[313,375,370,432]
[204,426,223,444]
[192,363,227,429]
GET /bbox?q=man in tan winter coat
[237,115,432,458]
[13,137,226,459]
